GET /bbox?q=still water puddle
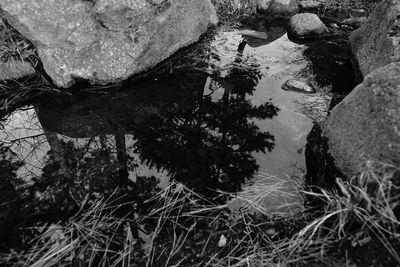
[0,24,354,222]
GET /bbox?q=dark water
[0,23,355,251]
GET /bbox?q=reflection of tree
[28,139,119,216]
[0,33,282,255]
[0,145,24,252]
[24,30,281,196]
[0,129,160,246]
[0,106,158,219]
[0,132,159,254]
[132,48,278,195]
[27,134,157,214]
[1,34,279,224]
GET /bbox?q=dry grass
[0,18,62,114]
[139,182,227,267]
[231,172,305,216]
[320,0,381,15]
[286,161,400,264]
[0,19,36,64]
[0,78,65,115]
[211,0,256,23]
[2,161,399,266]
[142,161,400,266]
[0,193,142,267]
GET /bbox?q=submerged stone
[0,60,35,81]
[350,0,400,77]
[288,13,328,39]
[0,0,217,88]
[281,79,315,93]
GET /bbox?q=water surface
[0,23,355,236]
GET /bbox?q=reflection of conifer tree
[132,52,278,195]
[0,146,24,252]
[41,128,67,172]
[35,108,133,195]
[27,37,279,197]
[0,137,158,252]
[26,136,122,219]
[27,108,160,217]
[28,134,159,237]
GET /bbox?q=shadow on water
[301,39,357,109]
[0,20,357,256]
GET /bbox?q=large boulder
[256,0,299,16]
[350,0,400,77]
[322,62,400,178]
[0,0,217,88]
[288,13,328,38]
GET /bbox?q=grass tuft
[211,0,256,23]
[321,0,381,15]
[143,161,400,266]
[0,19,36,64]
[2,161,399,266]
[0,192,144,267]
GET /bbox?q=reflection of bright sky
[1,107,48,181]
[207,32,329,182]
[207,31,332,215]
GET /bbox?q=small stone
[331,23,339,29]
[256,0,299,16]
[342,17,367,28]
[288,13,328,38]
[299,0,324,10]
[266,228,277,235]
[0,60,35,81]
[217,234,227,247]
[281,79,315,93]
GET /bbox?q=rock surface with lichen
[0,0,218,88]
[350,0,400,77]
